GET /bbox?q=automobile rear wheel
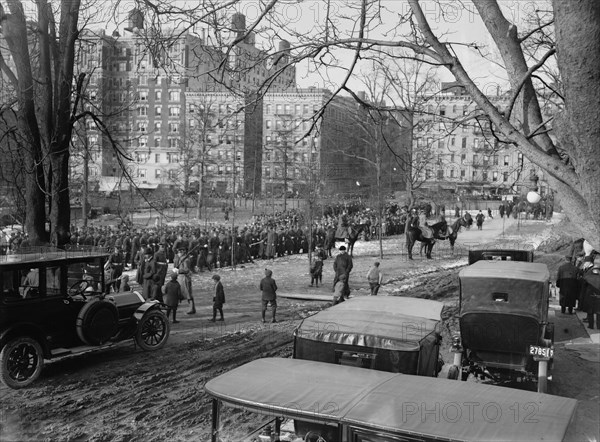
[0,337,44,389]
[135,310,170,351]
[447,365,460,380]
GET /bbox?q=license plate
[529,345,554,359]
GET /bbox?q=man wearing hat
[154,242,168,287]
[141,248,157,300]
[105,244,125,293]
[174,247,195,314]
[555,255,580,314]
[581,255,600,329]
[333,245,353,300]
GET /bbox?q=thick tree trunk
[49,148,71,246]
[553,0,600,249]
[2,2,48,244]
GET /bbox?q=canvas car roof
[205,358,577,442]
[296,297,443,350]
[459,260,549,282]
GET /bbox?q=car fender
[133,300,162,322]
[0,323,50,358]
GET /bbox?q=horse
[420,213,472,255]
[325,223,369,257]
[406,225,436,260]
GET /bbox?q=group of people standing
[556,249,600,329]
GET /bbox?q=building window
[425,169,432,179]
[276,104,282,114]
[169,106,180,117]
[461,153,466,164]
[473,154,479,164]
[437,169,444,179]
[482,171,488,181]
[493,171,499,181]
[169,90,180,101]
[155,169,162,178]
[137,122,147,132]
[461,138,467,148]
[169,138,179,148]
[155,106,162,116]
[265,120,272,129]
[493,155,499,166]
[461,169,465,178]
[450,169,455,178]
[440,105,446,116]
[266,104,272,114]
[169,123,179,133]
[167,153,179,163]
[503,172,509,182]
[295,104,301,114]
[154,137,161,147]
[450,154,455,163]
[155,154,160,163]
[155,90,162,101]
[217,165,224,175]
[504,155,510,166]
[473,138,479,148]
[138,169,146,178]
[154,122,161,131]
[303,104,309,113]
[139,91,148,101]
[472,171,477,179]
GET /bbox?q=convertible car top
[205,358,577,442]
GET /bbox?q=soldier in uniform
[174,247,195,314]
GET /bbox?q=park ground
[0,213,599,441]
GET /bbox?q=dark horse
[325,223,369,257]
[419,213,472,256]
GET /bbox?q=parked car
[0,246,170,389]
[294,296,444,376]
[449,259,554,392]
[205,358,578,442]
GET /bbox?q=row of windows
[134,153,180,163]
[137,122,179,133]
[426,169,512,182]
[265,103,319,115]
[138,90,181,101]
[263,167,307,179]
[263,152,316,163]
[137,106,181,117]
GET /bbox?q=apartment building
[413,83,550,198]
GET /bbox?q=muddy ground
[1,215,598,441]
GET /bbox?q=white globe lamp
[527,191,541,204]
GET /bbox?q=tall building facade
[413,83,550,198]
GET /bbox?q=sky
[101,0,545,95]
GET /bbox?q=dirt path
[1,216,598,441]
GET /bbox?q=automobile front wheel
[135,310,170,351]
[0,337,44,389]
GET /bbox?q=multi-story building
[413,83,550,199]
[72,10,295,194]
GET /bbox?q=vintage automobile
[448,259,554,393]
[293,296,444,376]
[205,358,578,442]
[0,247,170,389]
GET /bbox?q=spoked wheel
[0,337,44,389]
[135,310,170,351]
